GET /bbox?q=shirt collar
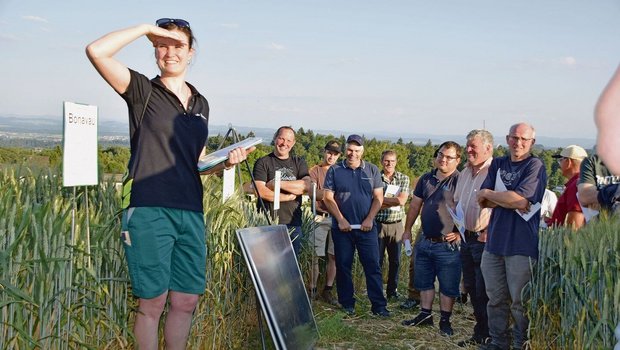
[343,160,365,169]
[467,157,493,175]
[152,76,201,97]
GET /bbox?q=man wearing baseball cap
[549,145,588,229]
[308,140,341,304]
[322,134,390,317]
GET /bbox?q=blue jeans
[414,238,462,297]
[287,225,303,257]
[377,222,402,296]
[332,226,387,312]
[481,251,535,350]
[460,239,489,338]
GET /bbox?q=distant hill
[0,114,596,149]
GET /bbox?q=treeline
[0,127,566,190]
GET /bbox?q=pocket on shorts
[120,208,136,246]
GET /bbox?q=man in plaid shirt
[375,150,410,300]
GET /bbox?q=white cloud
[268,42,285,51]
[22,15,49,23]
[560,56,577,67]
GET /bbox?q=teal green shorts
[121,207,206,299]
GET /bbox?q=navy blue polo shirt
[480,155,547,258]
[413,169,459,238]
[324,160,383,227]
[121,69,209,212]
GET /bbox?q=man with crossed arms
[477,122,547,350]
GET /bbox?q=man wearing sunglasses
[477,123,547,350]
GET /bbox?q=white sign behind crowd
[63,101,98,187]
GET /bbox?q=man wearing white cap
[548,145,587,229]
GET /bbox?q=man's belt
[316,211,330,217]
[463,229,480,240]
[424,236,446,243]
[377,219,402,224]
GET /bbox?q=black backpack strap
[121,88,152,209]
[138,88,152,127]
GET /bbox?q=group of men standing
[250,122,612,350]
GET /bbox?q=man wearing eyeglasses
[375,150,410,301]
[401,141,461,337]
[477,123,547,350]
[548,145,587,229]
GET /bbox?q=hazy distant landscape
[0,114,596,149]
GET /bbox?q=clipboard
[198,137,262,172]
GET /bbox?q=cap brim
[325,146,341,153]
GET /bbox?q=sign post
[62,101,98,346]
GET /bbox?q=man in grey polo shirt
[323,134,390,317]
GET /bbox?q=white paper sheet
[273,170,281,211]
[494,169,541,222]
[516,202,541,222]
[447,201,466,241]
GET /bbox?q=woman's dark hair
[158,22,195,49]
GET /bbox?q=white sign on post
[62,101,98,187]
[222,166,235,202]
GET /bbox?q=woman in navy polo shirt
[86,19,251,349]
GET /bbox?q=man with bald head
[477,123,547,350]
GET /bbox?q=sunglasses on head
[156,18,190,29]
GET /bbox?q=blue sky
[1,0,620,141]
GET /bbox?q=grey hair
[509,122,536,139]
[466,129,494,146]
[381,149,397,161]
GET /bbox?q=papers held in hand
[494,169,541,222]
[197,137,262,172]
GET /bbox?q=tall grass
[0,168,271,349]
[527,216,620,349]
